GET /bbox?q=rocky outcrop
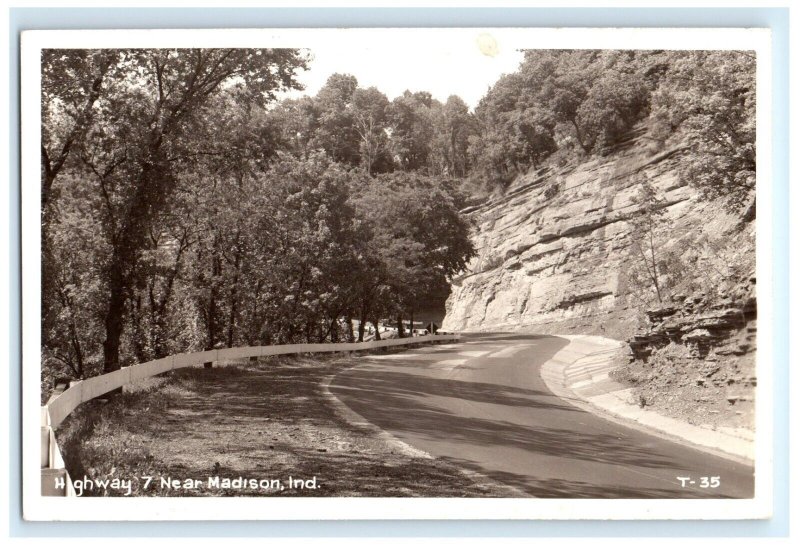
[608,278,757,431]
[629,279,757,362]
[442,130,748,340]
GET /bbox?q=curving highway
[329,332,755,498]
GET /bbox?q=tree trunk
[396,314,405,338]
[357,311,367,342]
[42,168,57,214]
[102,270,126,373]
[204,245,222,368]
[328,318,340,343]
[372,319,381,341]
[571,118,591,153]
[226,246,241,348]
[358,303,370,342]
[101,143,172,373]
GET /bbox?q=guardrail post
[40,425,50,467]
[42,467,68,496]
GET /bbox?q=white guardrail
[40,334,461,496]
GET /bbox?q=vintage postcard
[21,27,773,520]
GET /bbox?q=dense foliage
[468,51,651,189]
[468,49,756,214]
[649,51,757,216]
[41,49,476,388]
[41,47,755,388]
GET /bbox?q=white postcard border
[20,27,774,521]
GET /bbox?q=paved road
[329,333,755,498]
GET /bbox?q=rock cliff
[443,127,754,342]
[443,127,757,430]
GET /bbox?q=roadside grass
[55,350,511,497]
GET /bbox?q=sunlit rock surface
[443,131,749,340]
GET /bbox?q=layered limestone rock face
[629,279,757,364]
[442,131,747,338]
[614,279,757,430]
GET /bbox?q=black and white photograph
[21,27,774,521]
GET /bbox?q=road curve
[329,333,755,498]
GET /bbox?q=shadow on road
[328,335,754,499]
[331,365,679,470]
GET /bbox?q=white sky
[276,31,525,109]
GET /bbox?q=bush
[576,71,650,152]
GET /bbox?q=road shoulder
[540,335,755,465]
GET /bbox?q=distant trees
[310,73,362,166]
[271,76,480,178]
[352,87,392,174]
[270,73,389,172]
[431,96,475,177]
[388,91,437,172]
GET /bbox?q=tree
[388,91,437,172]
[626,179,671,304]
[576,69,650,152]
[128,187,196,362]
[311,73,362,166]
[468,62,562,189]
[538,52,597,153]
[431,95,476,177]
[41,50,120,211]
[247,154,369,343]
[267,96,320,159]
[40,51,125,363]
[467,50,656,192]
[351,87,391,175]
[354,172,475,334]
[44,48,309,374]
[42,171,109,382]
[651,51,756,218]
